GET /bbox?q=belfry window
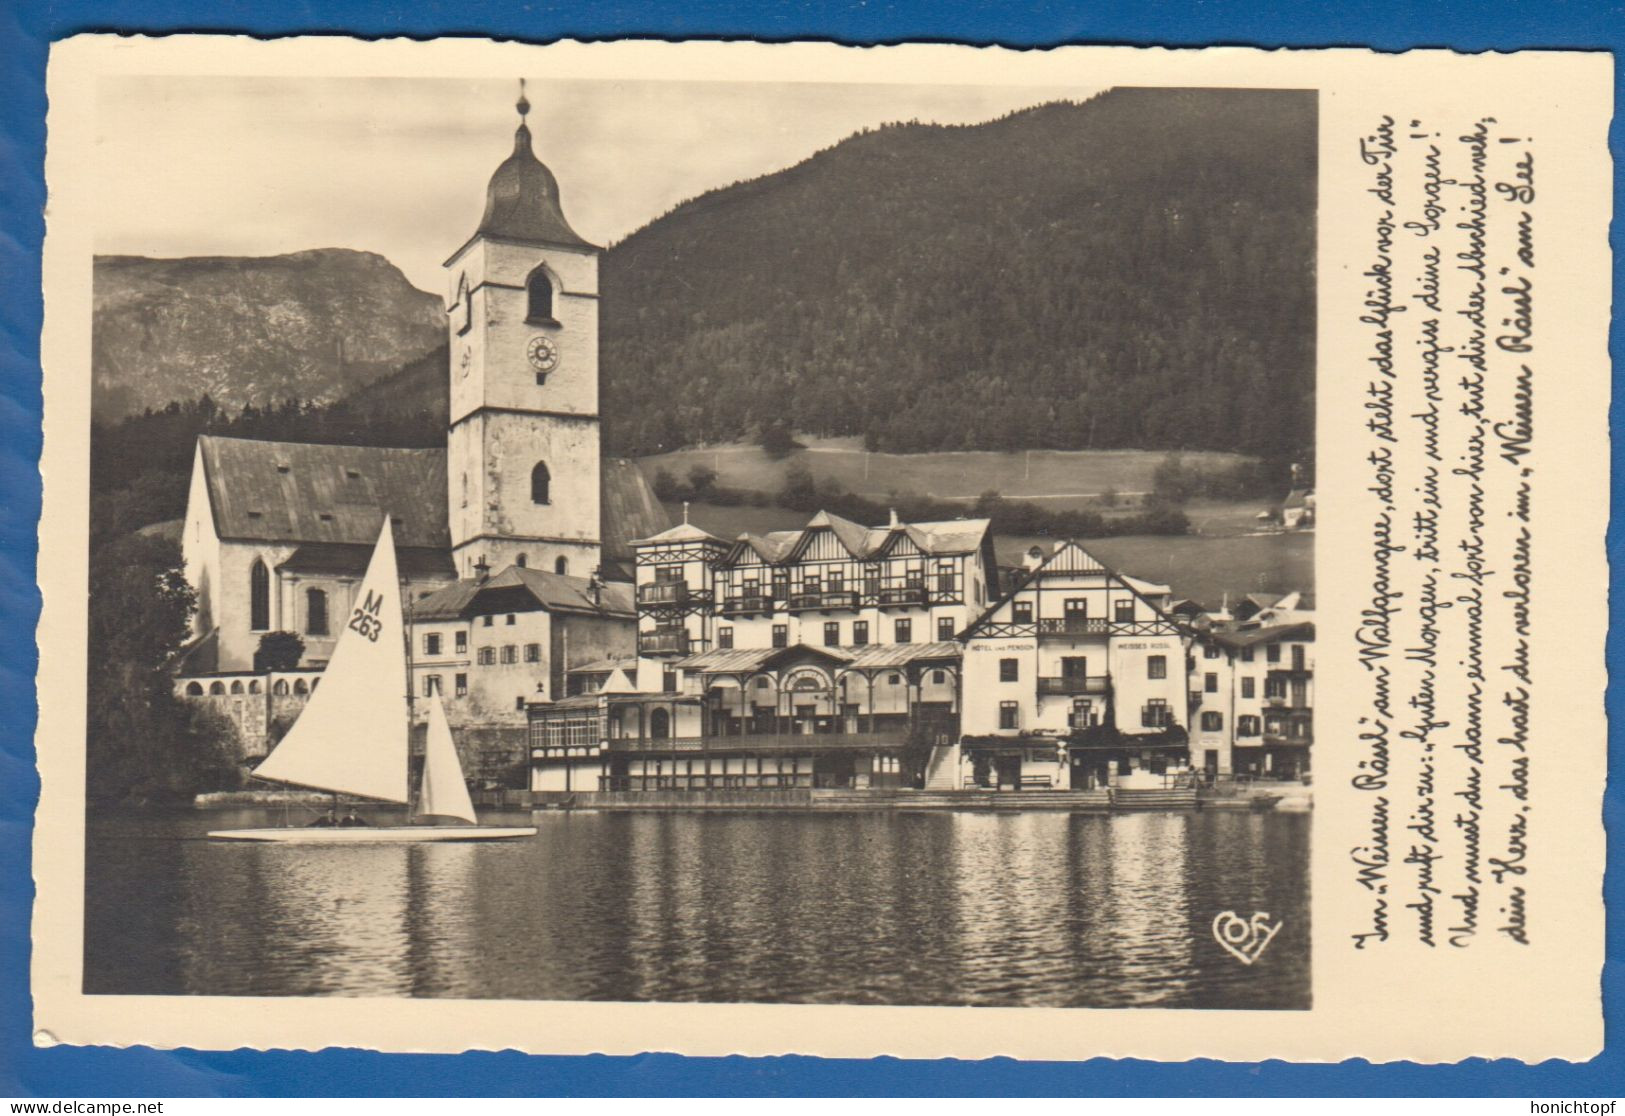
[531,461,551,504]
[555,556,568,575]
[526,268,554,323]
[456,274,472,336]
[249,559,270,631]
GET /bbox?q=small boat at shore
[209,518,535,844]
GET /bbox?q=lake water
[84,807,1310,1009]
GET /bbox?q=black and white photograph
[76,70,1319,1011]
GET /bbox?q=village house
[1185,608,1315,780]
[956,541,1191,791]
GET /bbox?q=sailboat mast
[396,513,418,817]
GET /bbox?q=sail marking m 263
[348,590,385,642]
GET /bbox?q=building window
[662,669,678,692]
[249,559,270,631]
[531,462,551,504]
[516,695,527,711]
[305,588,329,636]
[1142,698,1169,728]
[1241,676,1256,699]
[1148,654,1167,679]
[516,553,527,568]
[936,561,955,594]
[895,618,912,644]
[1114,599,1134,623]
[937,617,956,642]
[455,631,468,653]
[1204,643,1221,659]
[999,658,1019,682]
[1266,643,1282,663]
[501,645,518,664]
[998,701,1020,730]
[823,621,840,646]
[424,632,441,656]
[527,267,553,322]
[482,615,494,628]
[1292,645,1307,671]
[1241,646,1254,662]
[772,624,788,648]
[1204,672,1218,693]
[1238,715,1260,737]
[932,669,946,685]
[477,647,495,666]
[555,556,568,575]
[1201,711,1223,732]
[887,673,901,685]
[424,675,442,697]
[455,673,468,697]
[525,643,541,662]
[293,679,308,695]
[1265,676,1287,699]
[1012,600,1033,624]
[852,621,869,646]
[506,614,517,625]
[718,626,734,650]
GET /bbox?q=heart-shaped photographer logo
[1212,910,1282,965]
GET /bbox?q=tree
[759,420,800,461]
[686,463,718,498]
[254,631,306,672]
[86,533,239,803]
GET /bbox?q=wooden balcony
[720,594,773,616]
[637,581,690,606]
[876,585,927,607]
[1037,617,1109,636]
[1262,731,1313,747]
[787,589,858,612]
[607,729,916,754]
[638,628,690,656]
[1037,675,1110,696]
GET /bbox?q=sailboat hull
[206,826,537,843]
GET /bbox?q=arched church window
[306,588,329,636]
[250,559,270,631]
[555,556,568,575]
[526,268,554,323]
[516,553,527,568]
[531,462,551,505]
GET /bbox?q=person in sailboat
[338,810,369,827]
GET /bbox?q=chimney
[588,566,602,607]
[888,507,899,529]
[473,556,490,584]
[1022,545,1045,572]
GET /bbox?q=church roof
[602,458,674,558]
[278,541,457,581]
[463,96,594,256]
[198,437,667,563]
[198,436,448,549]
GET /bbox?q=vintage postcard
[31,36,1610,1061]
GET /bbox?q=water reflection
[86,808,1309,1009]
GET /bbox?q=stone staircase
[923,743,960,790]
[1111,785,1200,810]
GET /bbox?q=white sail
[418,691,478,824]
[252,518,410,804]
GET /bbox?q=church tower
[445,83,602,580]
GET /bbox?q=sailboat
[208,518,536,843]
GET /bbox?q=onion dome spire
[472,78,593,251]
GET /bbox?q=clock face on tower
[527,335,561,375]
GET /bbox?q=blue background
[1,0,1619,1097]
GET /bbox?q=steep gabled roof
[1206,621,1316,650]
[602,458,673,558]
[721,512,992,567]
[959,538,1174,640]
[199,436,448,548]
[486,566,635,617]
